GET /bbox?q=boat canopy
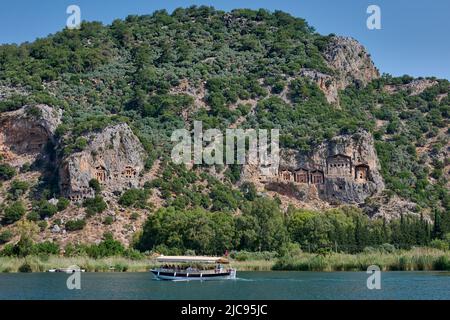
[156,255,230,264]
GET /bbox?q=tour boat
[150,255,237,281]
[47,267,86,273]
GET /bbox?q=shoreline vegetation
[1,248,449,273]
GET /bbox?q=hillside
[0,7,448,255]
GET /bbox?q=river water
[0,271,449,300]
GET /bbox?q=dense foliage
[136,197,439,255]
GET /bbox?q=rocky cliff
[302,36,380,104]
[59,123,146,201]
[323,36,380,89]
[0,104,61,167]
[245,130,384,205]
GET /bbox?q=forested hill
[0,7,448,253]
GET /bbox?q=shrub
[26,211,40,222]
[0,163,16,181]
[2,201,26,225]
[14,236,34,257]
[86,232,124,258]
[33,241,59,255]
[34,200,58,219]
[57,197,70,211]
[83,196,107,216]
[25,105,43,118]
[130,212,139,220]
[8,180,29,199]
[65,219,86,231]
[379,243,396,253]
[64,243,88,257]
[0,244,15,256]
[119,188,149,208]
[89,179,101,194]
[103,216,114,225]
[433,256,450,271]
[123,248,145,260]
[429,239,449,251]
[18,262,32,273]
[37,220,48,231]
[0,230,13,244]
[240,182,257,201]
[20,163,31,173]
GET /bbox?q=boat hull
[151,269,236,281]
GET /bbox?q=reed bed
[0,256,157,273]
[0,248,449,272]
[272,247,450,271]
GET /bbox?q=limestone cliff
[323,36,380,89]
[0,104,61,167]
[302,36,380,104]
[59,123,146,201]
[244,130,384,205]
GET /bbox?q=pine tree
[433,210,443,239]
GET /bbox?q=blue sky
[0,0,449,79]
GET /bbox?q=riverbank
[1,248,449,272]
[272,248,450,271]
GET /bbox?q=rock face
[0,104,61,166]
[323,36,380,90]
[363,194,420,221]
[259,130,384,204]
[299,69,339,104]
[59,123,146,201]
[300,36,379,104]
[384,79,438,96]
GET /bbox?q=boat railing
[154,267,229,274]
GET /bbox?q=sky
[0,0,449,80]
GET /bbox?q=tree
[433,210,443,239]
[87,232,125,258]
[13,220,39,257]
[287,209,333,251]
[137,207,235,255]
[237,198,288,251]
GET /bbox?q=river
[0,271,449,300]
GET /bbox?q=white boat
[151,255,237,281]
[47,267,86,273]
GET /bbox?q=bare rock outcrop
[384,79,438,96]
[59,123,146,201]
[323,36,380,89]
[363,194,421,221]
[299,69,339,104]
[0,104,62,166]
[299,36,379,104]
